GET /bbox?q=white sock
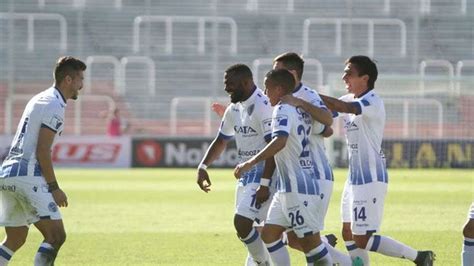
[323,242,352,266]
[345,240,370,266]
[265,239,290,266]
[463,237,474,266]
[366,235,417,261]
[245,253,256,266]
[34,242,56,266]
[0,244,14,265]
[305,242,333,266]
[241,228,268,264]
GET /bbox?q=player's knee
[4,235,27,251]
[233,215,253,239]
[463,220,474,238]
[261,227,279,244]
[45,230,66,249]
[353,236,370,250]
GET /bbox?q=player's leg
[462,203,474,266]
[296,232,333,266]
[0,178,32,265]
[261,224,289,266]
[33,219,66,265]
[352,182,434,265]
[0,226,29,265]
[261,192,290,266]
[341,181,369,265]
[235,184,270,265]
[235,214,268,265]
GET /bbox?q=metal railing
[384,98,443,138]
[456,60,474,95]
[133,15,237,55]
[4,94,116,135]
[302,18,406,58]
[85,55,156,96]
[419,60,455,95]
[170,97,228,136]
[0,12,67,52]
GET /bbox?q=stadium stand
[0,0,472,139]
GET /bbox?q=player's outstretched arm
[280,95,333,126]
[196,136,228,193]
[320,94,359,115]
[234,136,287,178]
[211,102,228,118]
[36,127,68,207]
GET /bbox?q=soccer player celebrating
[196,64,274,265]
[462,203,474,265]
[235,69,333,266]
[0,56,86,265]
[320,55,434,266]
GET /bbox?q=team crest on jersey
[262,118,272,133]
[303,201,308,207]
[247,104,255,116]
[48,202,58,212]
[373,198,377,203]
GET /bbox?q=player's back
[1,87,66,178]
[271,103,319,195]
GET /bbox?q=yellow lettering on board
[415,143,436,168]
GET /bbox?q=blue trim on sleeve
[350,102,362,115]
[331,111,339,118]
[272,131,289,137]
[41,123,58,133]
[361,99,370,106]
[218,132,233,140]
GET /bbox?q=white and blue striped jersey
[1,87,66,178]
[271,103,319,195]
[219,87,273,186]
[293,84,334,182]
[335,90,388,185]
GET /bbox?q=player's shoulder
[36,88,66,113]
[360,90,383,106]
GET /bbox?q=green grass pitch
[1,168,472,265]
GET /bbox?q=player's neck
[54,84,69,101]
[354,88,371,98]
[241,85,257,102]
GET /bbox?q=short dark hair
[273,52,304,81]
[265,69,295,94]
[54,56,87,83]
[225,63,253,81]
[345,55,378,90]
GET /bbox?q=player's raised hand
[52,188,68,207]
[211,102,227,118]
[197,169,212,193]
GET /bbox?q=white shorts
[341,180,387,235]
[0,176,62,227]
[469,203,474,220]
[266,191,324,238]
[318,179,334,231]
[235,182,274,224]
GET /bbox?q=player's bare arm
[196,136,228,193]
[280,95,333,126]
[234,136,287,179]
[36,127,68,207]
[320,94,360,115]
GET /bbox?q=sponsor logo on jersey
[238,149,260,157]
[234,126,258,137]
[345,121,359,131]
[0,184,15,192]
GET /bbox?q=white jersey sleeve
[41,101,65,133]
